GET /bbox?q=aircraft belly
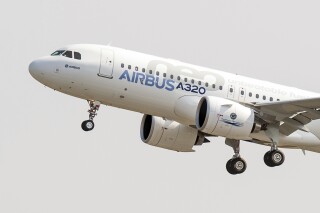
[98,80,178,119]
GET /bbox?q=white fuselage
[29,44,320,152]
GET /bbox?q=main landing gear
[225,139,247,175]
[225,139,285,175]
[81,100,100,132]
[264,124,285,167]
[264,148,285,167]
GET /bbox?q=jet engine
[196,96,256,140]
[140,115,206,152]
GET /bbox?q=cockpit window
[62,51,73,58]
[51,50,65,56]
[74,52,81,60]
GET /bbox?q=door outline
[98,48,114,79]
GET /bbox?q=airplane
[29,44,320,175]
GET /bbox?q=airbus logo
[65,64,80,70]
[119,70,206,94]
[119,70,175,91]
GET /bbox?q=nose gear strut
[81,100,100,131]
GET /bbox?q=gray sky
[1,0,320,212]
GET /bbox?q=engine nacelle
[140,115,205,152]
[196,96,255,140]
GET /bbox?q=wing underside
[254,97,320,136]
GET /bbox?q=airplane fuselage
[29,44,320,154]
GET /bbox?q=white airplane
[29,44,320,175]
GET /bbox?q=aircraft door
[239,87,246,102]
[98,48,114,78]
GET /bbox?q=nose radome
[29,61,37,76]
[29,60,44,81]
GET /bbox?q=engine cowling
[140,115,205,152]
[196,96,255,140]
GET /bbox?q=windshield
[51,50,65,56]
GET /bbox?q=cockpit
[51,50,82,60]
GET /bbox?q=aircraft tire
[81,120,94,131]
[264,150,285,167]
[264,151,274,167]
[226,158,247,175]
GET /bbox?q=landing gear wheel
[264,151,273,167]
[226,157,247,175]
[264,150,285,167]
[226,159,236,175]
[81,120,95,131]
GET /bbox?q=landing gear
[81,100,100,132]
[264,123,285,167]
[81,120,95,131]
[226,157,247,175]
[225,139,247,175]
[264,149,285,167]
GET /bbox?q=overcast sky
[1,0,320,212]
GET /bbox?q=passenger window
[198,81,201,85]
[205,82,209,87]
[128,65,131,70]
[230,88,233,93]
[74,52,81,60]
[277,99,280,101]
[212,84,215,88]
[191,79,194,84]
[121,63,124,68]
[170,75,174,79]
[62,51,72,58]
[135,66,138,71]
[142,68,145,73]
[263,95,266,100]
[256,94,259,99]
[270,97,273,101]
[219,86,223,90]
[177,76,181,81]
[249,92,252,97]
[156,71,159,76]
[149,70,152,74]
[163,73,166,78]
[241,91,244,95]
[184,78,188,82]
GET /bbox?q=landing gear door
[98,48,114,78]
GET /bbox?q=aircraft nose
[29,60,38,75]
[29,60,44,80]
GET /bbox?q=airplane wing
[253,97,320,135]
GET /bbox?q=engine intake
[141,115,206,152]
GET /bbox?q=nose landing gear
[81,100,100,131]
